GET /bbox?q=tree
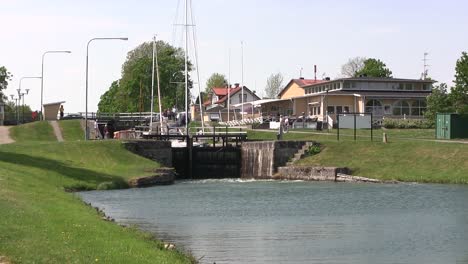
[449,52,468,114]
[0,66,13,102]
[355,58,393,78]
[424,83,453,122]
[341,57,366,77]
[205,73,227,93]
[98,40,191,113]
[265,72,284,98]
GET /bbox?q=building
[261,77,433,123]
[199,84,260,121]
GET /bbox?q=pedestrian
[104,124,109,139]
[94,119,101,139]
[277,115,284,140]
[59,105,64,119]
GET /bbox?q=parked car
[61,114,83,120]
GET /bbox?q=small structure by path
[0,126,14,144]
[49,121,64,142]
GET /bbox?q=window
[411,100,427,116]
[344,106,350,113]
[238,94,247,102]
[393,100,410,115]
[398,83,404,90]
[343,82,350,88]
[405,83,413,90]
[327,106,335,114]
[365,100,383,114]
[317,106,321,115]
[351,82,357,88]
[336,106,343,114]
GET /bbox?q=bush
[96,180,129,190]
[305,144,321,156]
[382,118,434,129]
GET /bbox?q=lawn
[9,121,56,142]
[59,120,85,141]
[0,127,193,263]
[247,129,468,183]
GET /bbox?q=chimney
[299,77,305,80]
[234,83,240,88]
[314,65,317,81]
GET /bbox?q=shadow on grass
[0,150,128,191]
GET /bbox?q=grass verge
[59,120,85,141]
[9,121,56,142]
[248,129,468,183]
[0,140,192,263]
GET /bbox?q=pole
[85,37,128,140]
[184,0,189,135]
[41,51,71,120]
[150,35,155,133]
[22,94,25,123]
[241,41,244,121]
[228,49,231,122]
[155,35,164,134]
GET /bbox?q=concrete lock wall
[123,140,172,167]
[276,166,351,181]
[241,141,307,179]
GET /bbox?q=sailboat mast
[241,41,244,121]
[150,35,155,132]
[184,0,189,134]
[228,49,231,122]
[154,35,163,134]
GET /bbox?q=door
[436,114,450,139]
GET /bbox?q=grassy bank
[0,126,193,263]
[10,121,56,142]
[248,130,468,183]
[59,120,85,141]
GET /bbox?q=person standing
[59,105,64,119]
[94,119,101,139]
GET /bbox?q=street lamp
[19,77,41,123]
[41,50,72,120]
[10,94,18,124]
[85,37,128,140]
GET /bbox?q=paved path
[0,126,14,144]
[49,121,64,142]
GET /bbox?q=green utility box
[436,113,468,139]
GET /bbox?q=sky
[1,0,467,113]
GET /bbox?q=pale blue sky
[1,0,467,112]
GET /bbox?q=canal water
[79,180,468,264]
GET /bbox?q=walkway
[49,121,64,142]
[0,126,14,144]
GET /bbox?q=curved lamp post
[85,37,128,140]
[41,50,72,120]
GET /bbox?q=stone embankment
[276,166,391,183]
[128,168,176,187]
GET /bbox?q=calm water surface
[79,180,468,264]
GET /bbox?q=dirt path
[0,126,14,144]
[49,121,64,142]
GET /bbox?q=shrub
[382,118,434,129]
[305,144,321,156]
[96,180,129,190]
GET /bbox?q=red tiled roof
[215,87,242,104]
[293,79,324,87]
[212,87,233,96]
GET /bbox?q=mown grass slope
[9,121,56,142]
[0,123,192,263]
[59,119,85,141]
[248,130,468,183]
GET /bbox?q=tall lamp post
[85,37,128,140]
[19,76,41,123]
[10,95,18,124]
[41,50,72,120]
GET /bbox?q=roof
[277,79,324,97]
[212,87,234,96]
[303,77,435,88]
[214,86,260,104]
[43,101,66,107]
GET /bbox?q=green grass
[247,129,468,184]
[59,120,85,141]
[0,140,192,263]
[10,121,56,142]
[288,128,435,140]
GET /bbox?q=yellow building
[261,77,433,124]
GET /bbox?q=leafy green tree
[355,58,393,78]
[265,72,284,98]
[0,66,13,102]
[449,52,468,114]
[424,83,453,122]
[205,73,227,93]
[98,40,191,113]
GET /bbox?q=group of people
[162,106,178,121]
[94,120,112,140]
